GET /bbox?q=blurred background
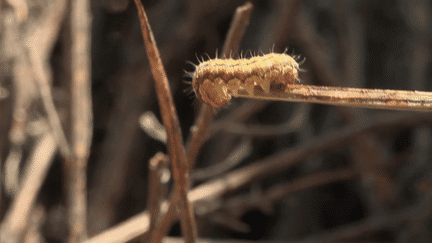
[1,0,432,242]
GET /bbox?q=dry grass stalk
[133,0,197,242]
[233,84,432,112]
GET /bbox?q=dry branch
[134,0,197,242]
[234,84,432,112]
[66,0,93,241]
[0,132,57,243]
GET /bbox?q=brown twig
[143,152,170,243]
[66,0,93,241]
[221,2,254,58]
[133,0,197,242]
[233,84,432,112]
[148,196,179,243]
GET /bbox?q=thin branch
[28,0,71,160]
[191,138,252,181]
[221,2,254,58]
[67,0,93,241]
[0,132,57,243]
[4,146,23,196]
[186,107,214,170]
[143,152,170,243]
[139,111,168,144]
[133,0,197,242]
[148,196,179,243]
[233,84,432,112]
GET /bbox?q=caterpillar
[190,52,302,108]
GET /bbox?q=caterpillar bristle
[245,49,252,58]
[204,53,211,61]
[184,69,195,78]
[182,79,192,85]
[297,57,306,66]
[194,53,201,64]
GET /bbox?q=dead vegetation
[1,0,432,243]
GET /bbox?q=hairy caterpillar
[190,52,302,108]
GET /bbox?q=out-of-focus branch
[28,0,70,160]
[142,152,170,243]
[0,132,57,243]
[191,138,252,181]
[66,0,93,241]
